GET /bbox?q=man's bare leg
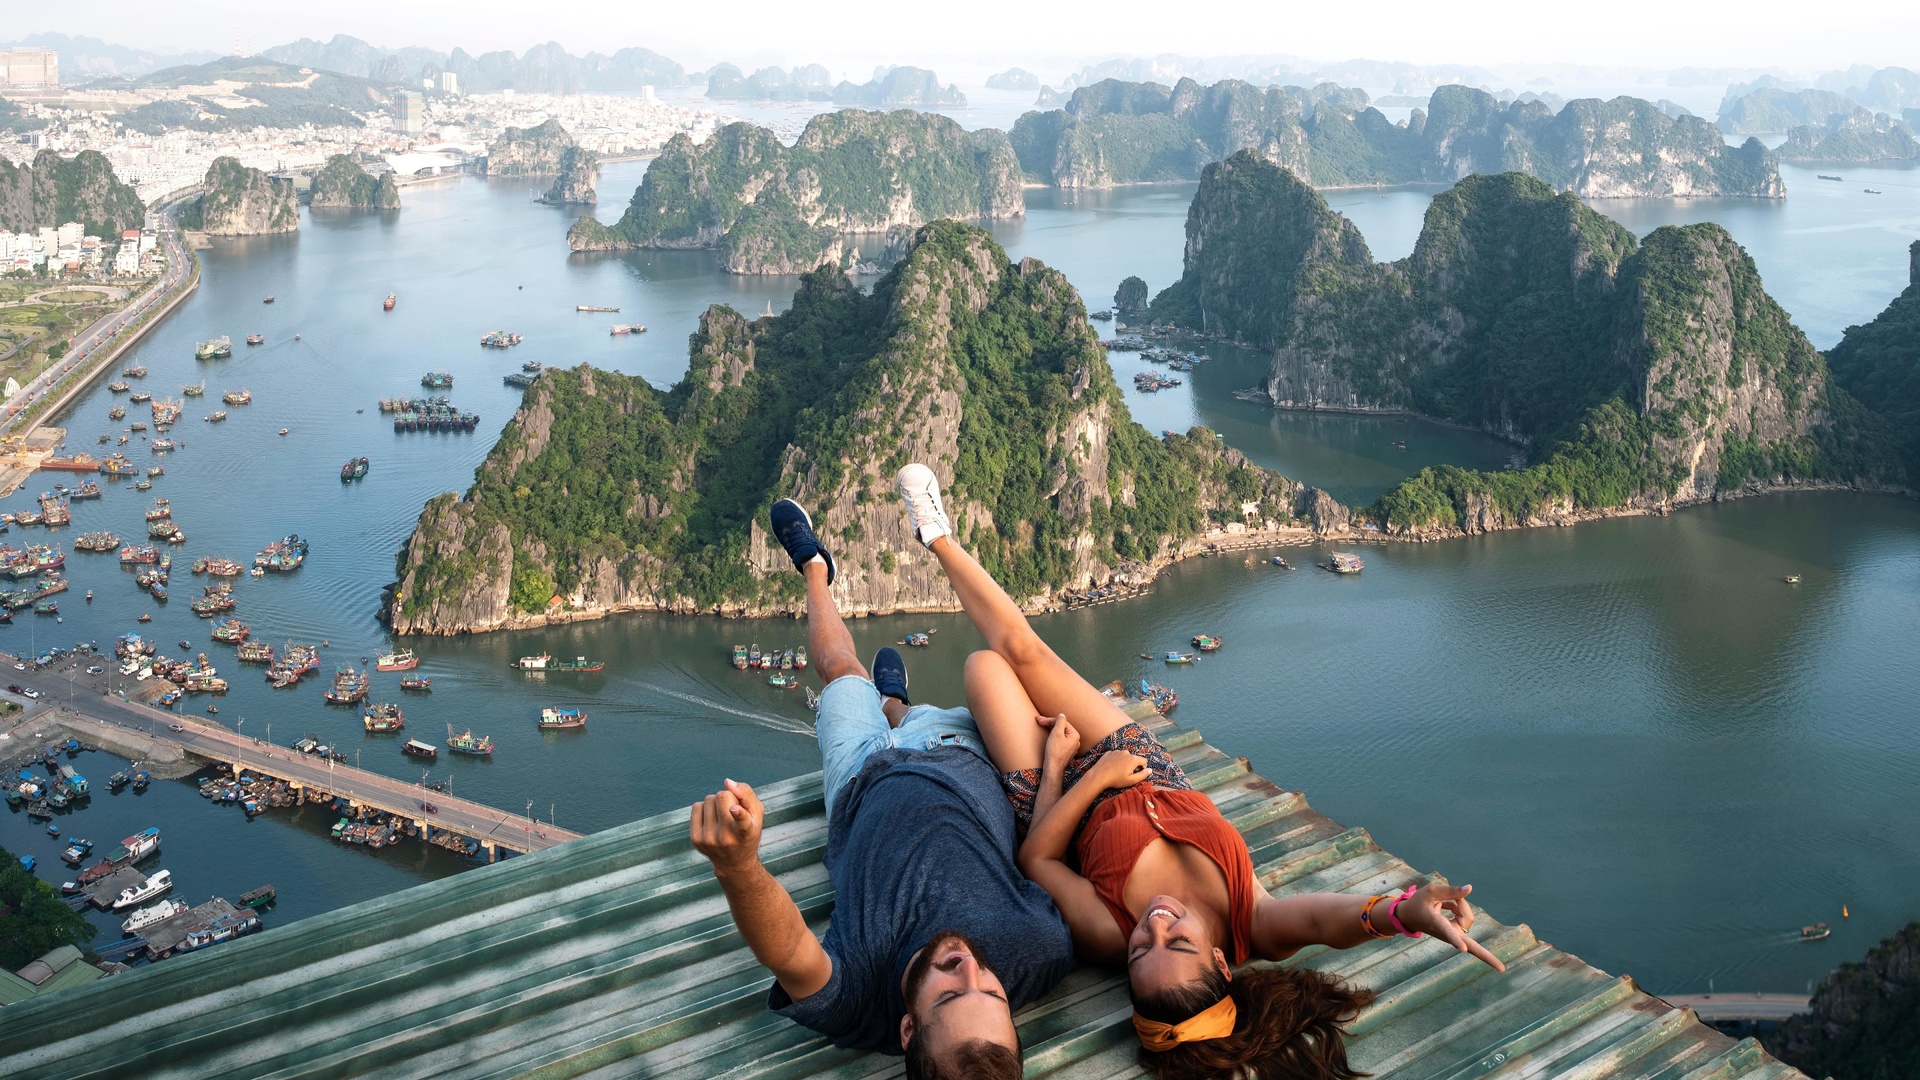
[802,560,867,685]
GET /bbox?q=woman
[893,463,1505,1078]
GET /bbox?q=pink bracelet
[1386,886,1424,938]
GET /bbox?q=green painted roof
[0,707,1807,1079]
[0,945,103,1006]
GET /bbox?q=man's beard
[903,929,994,1005]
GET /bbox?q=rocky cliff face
[1010,80,1783,199]
[566,110,1023,274]
[187,157,297,235]
[1151,153,1892,535]
[0,149,146,239]
[1778,109,1920,162]
[1717,86,1857,134]
[1825,240,1920,476]
[308,154,401,209]
[484,118,578,175]
[1768,921,1920,1080]
[540,146,599,204]
[388,222,1307,634]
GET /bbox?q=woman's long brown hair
[1133,964,1376,1080]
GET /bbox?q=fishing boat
[1802,923,1832,941]
[609,324,646,335]
[129,390,152,404]
[363,703,405,733]
[1191,635,1222,651]
[512,654,605,673]
[108,406,126,420]
[446,725,494,756]
[236,641,274,663]
[323,667,369,705]
[110,869,174,910]
[731,644,748,669]
[1783,574,1802,584]
[1320,552,1364,574]
[479,330,523,348]
[210,618,250,643]
[780,649,794,670]
[237,884,276,909]
[109,381,131,393]
[122,897,187,935]
[384,293,397,311]
[747,644,761,668]
[768,671,801,689]
[75,531,120,552]
[577,305,619,312]
[793,646,808,670]
[194,337,232,360]
[400,675,432,692]
[182,380,205,396]
[223,389,251,406]
[538,707,588,730]
[255,534,309,572]
[204,411,228,423]
[61,838,92,863]
[33,599,57,615]
[375,649,418,671]
[341,457,369,482]
[150,439,177,452]
[402,738,438,759]
[522,360,544,373]
[122,364,148,377]
[1163,651,1195,664]
[245,334,264,346]
[421,372,454,389]
[134,480,151,491]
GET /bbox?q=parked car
[20,687,40,699]
[86,665,103,675]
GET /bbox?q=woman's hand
[1089,750,1150,792]
[1037,712,1078,768]
[1398,883,1505,972]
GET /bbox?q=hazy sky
[15,0,1920,80]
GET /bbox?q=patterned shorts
[1001,721,1192,835]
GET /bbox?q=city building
[395,90,424,136]
[440,71,459,95]
[0,48,58,89]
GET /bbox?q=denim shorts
[816,674,989,817]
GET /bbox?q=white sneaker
[896,463,952,548]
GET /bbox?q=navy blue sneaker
[872,646,910,706]
[770,498,834,584]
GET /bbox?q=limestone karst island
[0,17,1916,1080]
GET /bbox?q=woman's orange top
[1077,783,1259,964]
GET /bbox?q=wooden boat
[399,675,432,692]
[1801,923,1832,940]
[446,725,493,756]
[1163,651,1195,664]
[1191,635,1222,651]
[402,738,438,759]
[538,707,588,730]
[245,334,264,346]
[1320,552,1364,574]
[263,296,275,303]
[363,703,405,733]
[384,293,396,311]
[794,646,807,669]
[237,884,276,909]
[375,649,418,671]
[768,671,800,689]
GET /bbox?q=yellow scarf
[1133,996,1239,1050]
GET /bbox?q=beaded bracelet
[1358,893,1395,939]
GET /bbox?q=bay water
[2,157,1917,997]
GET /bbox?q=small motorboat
[138,613,152,622]
[263,296,275,303]
[1270,556,1292,569]
[279,428,290,436]
[46,821,61,836]
[1163,651,1195,665]
[1802,923,1832,940]
[1191,635,1222,651]
[1783,575,1801,584]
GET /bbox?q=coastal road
[0,211,193,438]
[3,648,581,856]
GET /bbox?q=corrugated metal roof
[0,704,1807,1079]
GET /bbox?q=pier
[5,650,580,860]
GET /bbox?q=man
[689,498,1073,1079]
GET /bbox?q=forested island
[178,157,298,235]
[1777,110,1919,163]
[566,110,1022,274]
[1010,79,1782,198]
[1825,242,1920,478]
[1152,152,1899,537]
[308,154,401,209]
[483,118,579,175]
[390,223,1307,633]
[0,149,146,238]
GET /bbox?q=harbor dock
[0,700,1808,1080]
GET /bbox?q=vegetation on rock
[179,156,298,235]
[567,110,1022,274]
[118,56,393,132]
[390,223,1300,631]
[1152,152,1897,536]
[0,843,96,969]
[539,146,600,205]
[1825,242,1920,475]
[484,118,578,175]
[1778,110,1919,162]
[0,149,146,239]
[1011,80,1782,198]
[1717,86,1857,134]
[308,154,401,209]
[1114,276,1149,316]
[1767,921,1920,1080]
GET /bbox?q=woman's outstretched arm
[1252,884,1505,970]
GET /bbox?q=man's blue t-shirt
[769,745,1075,1053]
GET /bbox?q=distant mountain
[1717,86,1857,134]
[1,33,216,80]
[259,35,686,92]
[986,68,1040,91]
[116,56,396,132]
[1011,79,1781,199]
[1061,53,1498,97]
[705,63,833,101]
[832,67,965,108]
[1778,110,1919,164]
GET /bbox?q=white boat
[121,827,160,862]
[111,869,174,910]
[122,897,187,934]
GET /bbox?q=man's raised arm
[690,779,833,1000]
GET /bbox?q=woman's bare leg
[962,649,1048,773]
[929,534,1133,751]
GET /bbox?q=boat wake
[635,681,816,737]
